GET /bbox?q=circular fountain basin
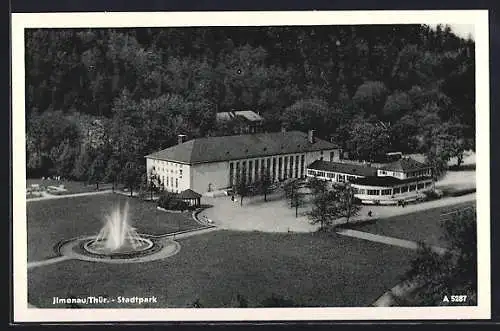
[56,235,181,263]
[83,237,154,257]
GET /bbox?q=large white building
[145,130,339,194]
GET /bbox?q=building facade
[145,130,339,194]
[215,110,264,134]
[306,157,434,205]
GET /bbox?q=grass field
[28,230,416,308]
[27,193,203,261]
[351,202,476,248]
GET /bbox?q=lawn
[27,193,203,261]
[28,230,416,308]
[351,202,476,248]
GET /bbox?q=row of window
[229,154,306,186]
[407,169,431,178]
[152,159,184,168]
[354,181,432,196]
[307,169,358,183]
[159,176,179,189]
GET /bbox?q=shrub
[157,192,176,209]
[168,199,189,211]
[158,193,189,211]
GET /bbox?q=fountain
[56,200,181,263]
[83,201,154,256]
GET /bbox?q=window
[367,189,379,196]
[327,173,335,178]
[393,187,401,194]
[307,169,317,176]
[179,169,183,178]
[357,189,367,195]
[300,155,305,178]
[278,157,283,180]
[253,159,258,180]
[338,175,345,182]
[166,177,169,186]
[347,176,355,182]
[284,156,288,179]
[409,184,416,191]
[175,178,178,188]
[295,155,299,178]
[425,182,432,187]
[417,183,425,189]
[248,161,253,182]
[400,186,408,193]
[242,161,247,184]
[379,170,386,175]
[317,171,325,177]
[171,177,174,187]
[235,162,240,183]
[381,189,392,195]
[272,158,277,181]
[229,162,234,186]
[330,151,334,161]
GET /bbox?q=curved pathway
[27,256,72,269]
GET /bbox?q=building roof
[216,110,264,122]
[145,131,337,165]
[178,189,202,199]
[379,157,430,172]
[351,175,433,187]
[308,160,378,177]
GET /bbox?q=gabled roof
[308,160,378,177]
[216,110,263,122]
[379,157,430,172]
[145,131,337,165]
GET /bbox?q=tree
[121,161,142,197]
[234,177,250,206]
[291,187,305,218]
[308,189,337,230]
[280,98,336,138]
[88,151,107,190]
[405,208,477,305]
[352,81,388,116]
[336,184,361,224]
[147,168,163,200]
[306,177,327,196]
[256,170,275,202]
[283,179,300,207]
[347,118,391,162]
[104,156,121,192]
[308,183,361,229]
[425,148,448,190]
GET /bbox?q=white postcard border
[12,10,490,322]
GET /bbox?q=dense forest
[25,25,475,189]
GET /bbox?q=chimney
[281,125,287,133]
[178,134,187,145]
[308,130,316,144]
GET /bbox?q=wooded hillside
[25,25,475,186]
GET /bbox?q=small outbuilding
[178,189,202,207]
